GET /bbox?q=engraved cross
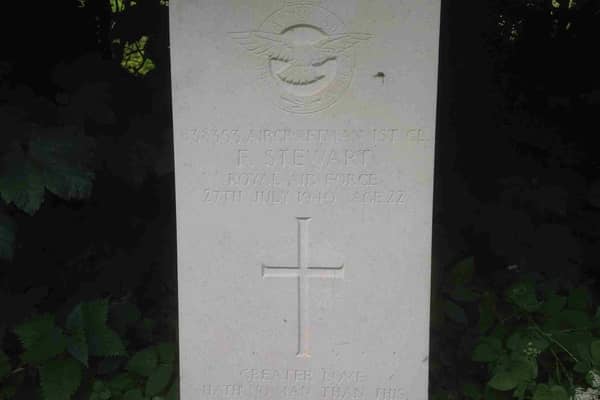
[262,217,344,359]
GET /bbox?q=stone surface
[169,0,440,399]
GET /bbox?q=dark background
[1,0,599,399]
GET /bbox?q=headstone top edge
[285,0,323,6]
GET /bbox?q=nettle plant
[473,280,600,400]
[436,258,600,400]
[0,300,178,400]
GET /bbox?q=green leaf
[0,129,95,215]
[66,300,125,363]
[444,300,468,324]
[551,331,593,363]
[513,382,527,400]
[97,357,124,375]
[89,327,125,358]
[550,310,592,330]
[29,129,95,201]
[66,330,87,367]
[121,36,156,76]
[39,358,82,400]
[0,350,10,380]
[540,294,566,316]
[488,356,536,391]
[122,389,144,400]
[156,343,176,365]
[567,287,590,310]
[0,147,45,215]
[107,373,136,393]
[574,360,592,373]
[0,212,15,260]
[165,380,178,400]
[14,315,67,365]
[532,384,569,400]
[489,371,518,391]
[127,347,158,377]
[508,356,538,382]
[91,380,106,393]
[110,0,126,13]
[577,342,593,363]
[462,382,483,400]
[472,337,504,362]
[146,363,174,397]
[506,281,541,312]
[452,257,475,285]
[478,292,497,333]
[591,340,600,364]
[506,329,549,359]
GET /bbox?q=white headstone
[169,0,440,399]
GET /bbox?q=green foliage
[506,280,542,313]
[3,300,177,400]
[0,144,46,216]
[156,343,176,365]
[110,0,126,13]
[472,337,504,362]
[0,1,175,399]
[127,348,158,377]
[462,382,484,400]
[488,355,537,391]
[591,341,600,363]
[39,358,82,400]
[67,299,126,363]
[14,315,67,365]
[0,1,168,258]
[166,379,179,400]
[432,257,600,400]
[76,0,165,76]
[120,36,156,76]
[532,384,569,400]
[126,343,176,397]
[145,363,173,396]
[0,128,95,215]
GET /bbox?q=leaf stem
[528,318,579,363]
[550,347,573,387]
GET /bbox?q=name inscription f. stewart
[262,217,344,358]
